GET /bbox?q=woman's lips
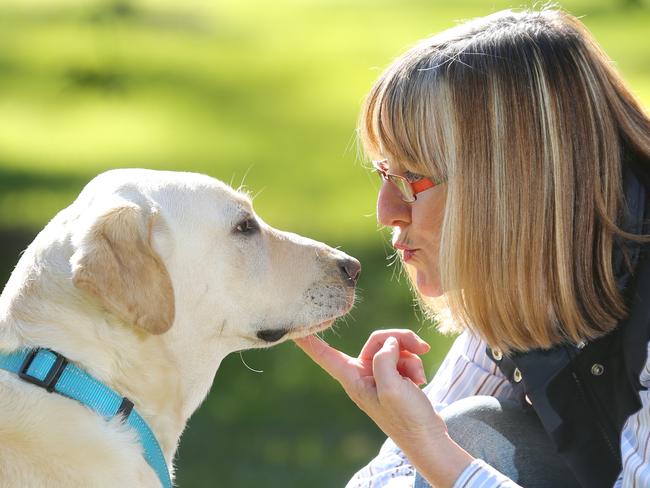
[394,242,417,262]
[402,249,416,262]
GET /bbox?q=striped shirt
[345,331,650,488]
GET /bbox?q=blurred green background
[0,0,648,486]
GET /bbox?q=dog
[0,169,359,487]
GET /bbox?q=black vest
[488,162,650,488]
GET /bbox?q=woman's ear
[71,201,175,335]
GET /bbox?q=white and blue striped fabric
[345,332,650,488]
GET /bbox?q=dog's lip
[256,290,355,344]
[256,319,336,343]
[292,319,335,338]
[256,328,290,343]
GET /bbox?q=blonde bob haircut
[359,8,650,353]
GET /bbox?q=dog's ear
[71,202,175,335]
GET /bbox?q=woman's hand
[294,329,474,487]
[294,329,447,445]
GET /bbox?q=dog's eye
[234,218,259,235]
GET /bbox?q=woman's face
[376,162,447,297]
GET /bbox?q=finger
[371,336,402,390]
[397,354,427,385]
[360,329,430,360]
[293,335,356,383]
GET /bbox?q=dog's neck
[0,270,232,462]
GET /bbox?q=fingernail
[386,336,398,346]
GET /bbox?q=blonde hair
[359,8,650,352]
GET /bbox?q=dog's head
[67,169,358,353]
[0,168,359,456]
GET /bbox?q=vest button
[513,368,523,383]
[591,363,605,376]
[491,348,503,361]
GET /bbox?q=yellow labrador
[0,169,359,487]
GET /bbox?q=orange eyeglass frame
[372,159,437,202]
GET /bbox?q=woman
[295,8,650,488]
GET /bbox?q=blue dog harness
[0,348,172,488]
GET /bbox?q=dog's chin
[290,319,336,339]
[256,319,335,345]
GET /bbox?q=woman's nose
[377,181,411,227]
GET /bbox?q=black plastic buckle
[18,348,68,393]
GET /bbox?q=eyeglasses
[372,159,438,203]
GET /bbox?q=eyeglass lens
[387,175,415,201]
[374,161,416,202]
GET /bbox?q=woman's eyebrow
[404,169,425,178]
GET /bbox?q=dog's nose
[339,258,361,286]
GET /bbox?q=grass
[0,0,648,486]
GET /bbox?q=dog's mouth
[256,319,335,344]
[256,284,356,345]
[256,328,290,343]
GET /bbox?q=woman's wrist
[401,433,475,488]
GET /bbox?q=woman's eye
[235,218,259,235]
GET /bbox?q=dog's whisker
[238,164,255,191]
[353,287,365,306]
[317,328,338,341]
[342,312,357,323]
[341,311,356,325]
[238,352,264,374]
[251,186,266,201]
[237,186,254,199]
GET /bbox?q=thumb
[372,336,402,390]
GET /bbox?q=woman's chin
[416,272,444,297]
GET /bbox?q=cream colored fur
[0,169,357,487]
